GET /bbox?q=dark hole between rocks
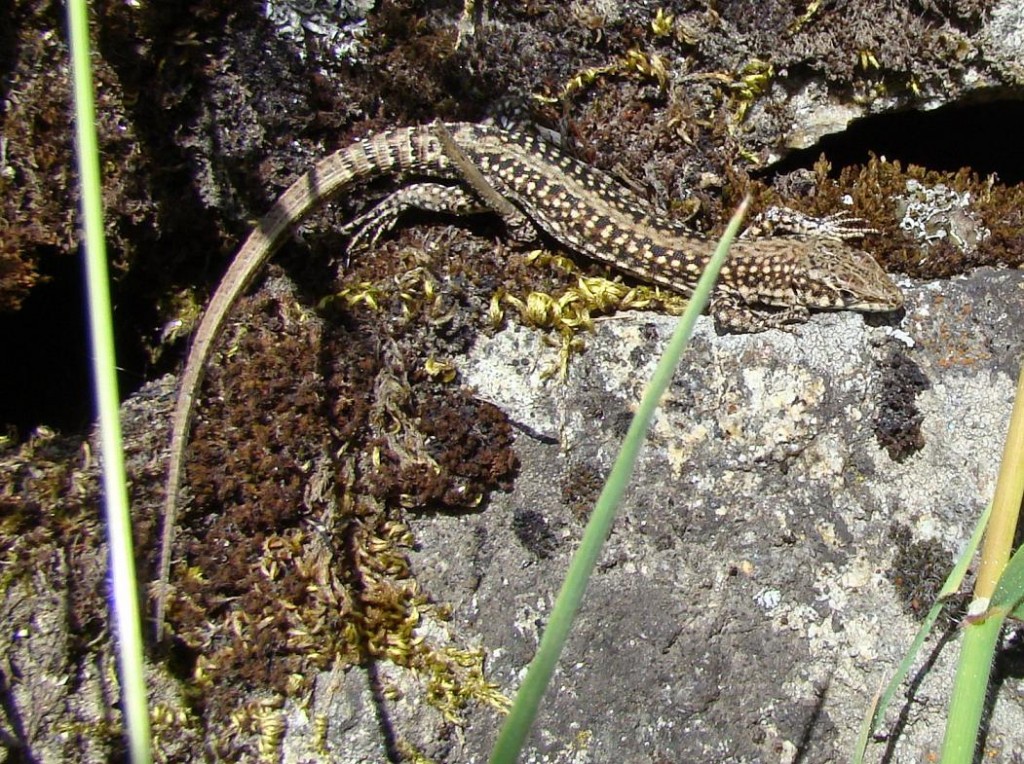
[763,97,1024,184]
[0,249,154,438]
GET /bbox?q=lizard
[154,121,904,637]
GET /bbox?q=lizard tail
[155,125,456,639]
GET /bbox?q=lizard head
[798,242,904,312]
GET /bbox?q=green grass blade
[67,1,152,761]
[990,539,1024,620]
[851,501,991,764]
[940,364,1024,763]
[487,197,751,764]
[941,614,1002,762]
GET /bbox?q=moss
[163,262,520,741]
[874,346,930,462]
[887,522,965,621]
[0,0,168,313]
[740,152,1024,280]
[511,507,560,559]
[562,463,605,521]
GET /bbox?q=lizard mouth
[844,275,905,311]
[840,286,904,312]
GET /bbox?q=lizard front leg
[744,207,877,241]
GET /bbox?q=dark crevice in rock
[766,97,1024,183]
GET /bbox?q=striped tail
[155,124,463,637]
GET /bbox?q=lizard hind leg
[341,182,491,254]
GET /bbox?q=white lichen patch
[896,178,991,254]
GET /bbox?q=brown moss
[0,426,119,762]
[168,289,364,715]
[829,158,1024,278]
[887,522,965,621]
[164,263,519,732]
[744,154,1024,280]
[874,347,930,462]
[562,463,604,521]
[369,387,518,509]
[0,0,167,313]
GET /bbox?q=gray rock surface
[267,268,1024,762]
